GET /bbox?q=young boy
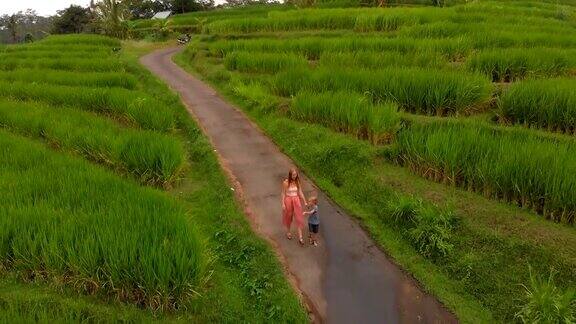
[304,197,320,246]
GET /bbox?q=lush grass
[0,297,141,322]
[466,48,576,81]
[38,34,121,47]
[0,69,137,89]
[200,3,574,36]
[205,36,472,60]
[455,0,576,19]
[130,0,575,32]
[0,276,160,322]
[500,78,576,134]
[0,81,176,132]
[0,130,205,310]
[0,57,124,72]
[0,50,113,59]
[0,100,185,186]
[275,67,492,115]
[515,269,576,323]
[291,91,400,144]
[204,7,433,34]
[224,51,308,73]
[393,121,576,224]
[2,44,112,53]
[318,50,448,69]
[401,19,576,41]
[468,30,576,50]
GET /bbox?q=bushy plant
[387,195,422,224]
[516,268,576,324]
[387,195,455,258]
[408,206,455,258]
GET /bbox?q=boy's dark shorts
[308,223,319,233]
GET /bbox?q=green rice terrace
[0,35,306,322]
[1,0,576,323]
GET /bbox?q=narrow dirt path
[141,47,458,324]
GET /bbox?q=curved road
[141,47,458,324]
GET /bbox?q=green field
[2,0,576,322]
[175,0,576,322]
[0,36,307,322]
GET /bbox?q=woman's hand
[282,203,286,211]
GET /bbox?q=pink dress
[283,183,303,229]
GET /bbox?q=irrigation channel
[141,47,457,324]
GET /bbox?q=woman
[282,168,307,245]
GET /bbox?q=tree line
[0,0,217,43]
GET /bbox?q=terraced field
[176,0,576,322]
[0,35,307,322]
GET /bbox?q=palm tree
[154,18,173,38]
[93,0,131,38]
[194,17,207,33]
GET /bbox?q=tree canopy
[127,0,171,19]
[0,10,52,44]
[51,5,92,34]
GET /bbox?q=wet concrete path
[141,47,458,324]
